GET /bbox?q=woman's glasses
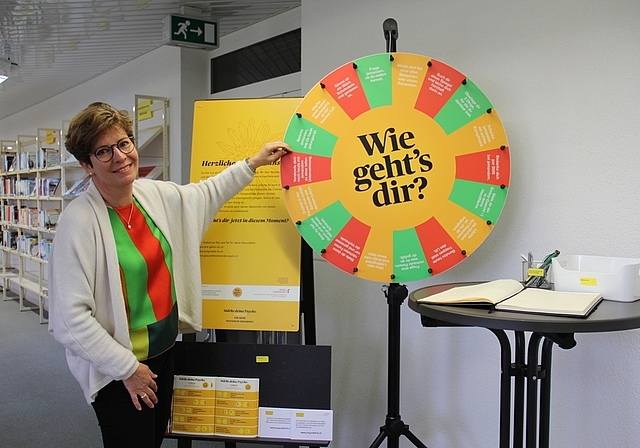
[92,137,135,162]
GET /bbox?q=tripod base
[370,415,429,448]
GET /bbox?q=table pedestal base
[490,329,576,448]
[419,314,576,448]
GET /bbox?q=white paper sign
[291,409,333,441]
[258,407,292,438]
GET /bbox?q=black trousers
[91,347,174,448]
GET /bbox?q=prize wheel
[281,52,510,283]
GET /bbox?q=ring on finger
[140,393,147,399]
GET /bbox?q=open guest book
[417,279,603,318]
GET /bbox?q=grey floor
[0,293,283,448]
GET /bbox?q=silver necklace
[112,203,134,230]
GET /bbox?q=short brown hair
[65,102,134,165]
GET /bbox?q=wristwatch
[244,158,257,174]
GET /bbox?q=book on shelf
[6,155,17,172]
[39,238,53,261]
[17,234,39,257]
[2,230,18,250]
[47,177,60,195]
[417,278,603,318]
[18,153,36,170]
[2,178,15,195]
[37,177,60,196]
[44,147,61,167]
[2,204,17,223]
[18,179,37,196]
[36,148,61,168]
[19,207,39,227]
[65,176,91,196]
[2,154,16,173]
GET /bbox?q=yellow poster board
[190,98,302,330]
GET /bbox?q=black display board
[173,341,331,410]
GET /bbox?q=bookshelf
[0,133,48,321]
[0,139,19,302]
[0,128,82,323]
[134,95,169,180]
[1,99,169,324]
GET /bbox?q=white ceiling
[0,0,300,121]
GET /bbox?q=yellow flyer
[214,377,260,437]
[170,375,260,438]
[190,98,302,330]
[171,375,217,435]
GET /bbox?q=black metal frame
[369,283,429,448]
[489,329,576,448]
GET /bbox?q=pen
[526,250,560,288]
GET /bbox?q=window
[211,28,301,94]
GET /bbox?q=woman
[47,102,290,448]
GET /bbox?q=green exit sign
[163,14,219,49]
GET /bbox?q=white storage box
[551,255,640,302]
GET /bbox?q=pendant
[127,224,132,230]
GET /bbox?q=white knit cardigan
[48,161,254,404]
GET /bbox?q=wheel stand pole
[369,283,428,448]
[369,18,429,448]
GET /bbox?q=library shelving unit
[0,138,19,302]
[1,99,169,323]
[134,95,169,180]
[0,127,91,323]
[0,131,62,322]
